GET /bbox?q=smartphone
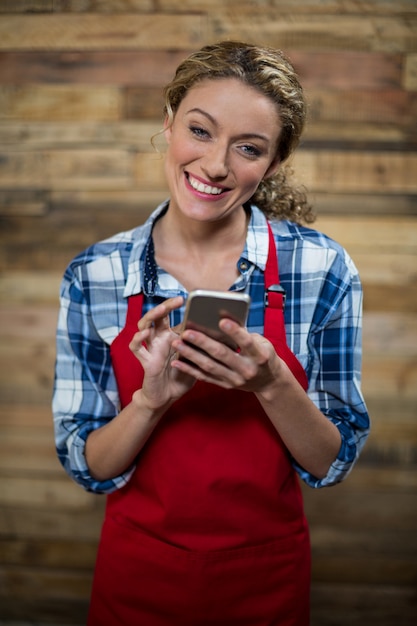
[182,289,251,349]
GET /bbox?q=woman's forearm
[256,361,342,480]
[85,390,166,482]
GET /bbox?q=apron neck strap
[264,222,308,391]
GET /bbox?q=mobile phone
[182,289,251,349]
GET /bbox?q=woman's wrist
[131,388,171,421]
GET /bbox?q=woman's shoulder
[269,218,360,281]
[65,203,167,276]
[63,226,141,281]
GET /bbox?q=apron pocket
[88,514,310,626]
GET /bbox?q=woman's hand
[129,296,195,410]
[171,317,283,394]
[172,317,342,480]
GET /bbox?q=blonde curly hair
[163,41,314,225]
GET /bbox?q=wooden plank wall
[0,1,416,624]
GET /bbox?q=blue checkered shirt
[53,202,370,493]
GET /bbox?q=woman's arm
[53,264,191,491]
[85,297,195,482]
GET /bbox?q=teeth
[188,175,223,195]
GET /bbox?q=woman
[53,41,370,625]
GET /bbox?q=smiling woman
[52,40,370,626]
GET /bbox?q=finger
[138,295,184,331]
[219,319,266,358]
[172,335,245,384]
[129,328,150,354]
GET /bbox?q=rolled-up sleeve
[294,249,370,488]
[52,265,135,494]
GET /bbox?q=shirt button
[239,260,249,271]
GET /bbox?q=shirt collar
[123,202,270,298]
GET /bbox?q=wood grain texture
[0,3,415,625]
[0,50,190,86]
[0,14,206,50]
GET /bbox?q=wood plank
[134,151,167,189]
[365,397,417,424]
[0,564,92,600]
[310,583,417,626]
[329,467,417,492]
[290,51,403,90]
[353,252,417,287]
[0,208,152,255]
[362,283,417,313]
[0,336,56,405]
[0,405,54,427]
[160,0,417,14]
[0,50,404,90]
[315,215,417,252]
[208,14,417,53]
[0,475,98,508]
[0,121,162,149]
[0,148,132,190]
[301,487,416,531]
[292,150,417,193]
[405,53,417,90]
[0,425,59,473]
[0,305,58,339]
[0,14,205,50]
[362,353,417,399]
[304,121,415,147]
[0,538,97,569]
[0,504,104,540]
[0,0,54,11]
[0,271,62,304]
[0,594,89,625]
[125,87,166,119]
[361,436,417,469]
[310,192,417,216]
[0,189,48,216]
[311,554,417,585]
[0,50,188,86]
[362,312,417,355]
[50,189,166,209]
[310,527,417,556]
[304,89,416,126]
[0,85,121,121]
[0,0,155,11]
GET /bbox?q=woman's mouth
[186,173,228,196]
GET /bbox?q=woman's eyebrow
[186,107,270,143]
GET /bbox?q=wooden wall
[0,1,416,624]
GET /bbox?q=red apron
[88,224,311,626]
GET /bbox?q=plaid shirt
[53,202,370,493]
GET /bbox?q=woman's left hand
[171,318,283,393]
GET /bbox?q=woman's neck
[152,205,249,292]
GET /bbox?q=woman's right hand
[129,296,195,411]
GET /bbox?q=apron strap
[110,293,145,408]
[264,223,309,391]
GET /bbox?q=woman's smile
[185,172,229,198]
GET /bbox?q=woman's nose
[201,142,229,179]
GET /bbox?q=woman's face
[164,78,282,225]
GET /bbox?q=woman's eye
[240,144,262,158]
[190,126,210,139]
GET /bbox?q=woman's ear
[263,156,281,180]
[163,115,172,143]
